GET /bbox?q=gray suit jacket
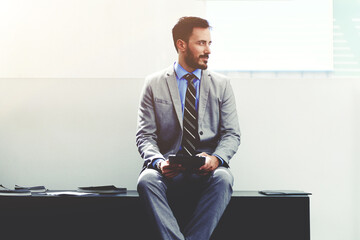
[136,65,241,170]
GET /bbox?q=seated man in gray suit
[136,16,241,240]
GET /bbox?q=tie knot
[183,73,196,83]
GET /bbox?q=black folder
[168,154,205,170]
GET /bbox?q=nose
[205,44,211,55]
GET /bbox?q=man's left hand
[196,152,220,176]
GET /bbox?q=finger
[199,161,208,171]
[199,164,208,171]
[168,163,182,169]
[199,162,210,171]
[168,166,184,172]
[197,171,210,176]
[165,171,179,179]
[196,152,207,157]
[164,164,181,170]
[163,171,174,178]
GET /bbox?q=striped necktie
[181,73,199,156]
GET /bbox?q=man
[136,16,240,240]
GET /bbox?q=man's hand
[159,160,185,179]
[197,152,220,176]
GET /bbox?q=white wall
[0,0,205,78]
[231,76,359,240]
[0,78,144,188]
[0,1,359,240]
[354,82,360,240]
[1,77,359,240]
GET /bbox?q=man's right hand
[159,160,185,179]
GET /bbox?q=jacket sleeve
[135,77,165,169]
[212,79,241,166]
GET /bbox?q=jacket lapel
[198,70,210,126]
[165,66,183,128]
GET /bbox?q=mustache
[200,54,209,59]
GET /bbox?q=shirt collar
[174,62,202,81]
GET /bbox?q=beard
[184,48,209,70]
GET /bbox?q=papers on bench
[259,190,312,195]
[0,184,127,197]
[0,184,31,196]
[78,185,127,194]
[46,185,127,196]
[46,191,94,197]
[15,185,47,193]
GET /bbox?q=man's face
[184,27,212,70]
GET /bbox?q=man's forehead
[189,27,211,41]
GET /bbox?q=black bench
[1,190,310,240]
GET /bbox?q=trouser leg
[137,168,185,240]
[183,167,234,240]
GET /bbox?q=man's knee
[211,167,234,191]
[137,168,165,193]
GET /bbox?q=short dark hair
[172,16,211,52]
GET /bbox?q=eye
[197,41,212,47]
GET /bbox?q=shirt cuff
[152,158,164,169]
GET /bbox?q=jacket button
[199,131,203,135]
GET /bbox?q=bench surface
[1,190,310,240]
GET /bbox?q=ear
[176,39,187,52]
